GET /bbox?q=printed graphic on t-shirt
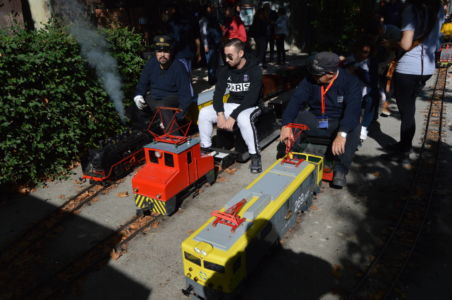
[227,82,251,92]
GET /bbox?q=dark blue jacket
[135,57,192,112]
[282,69,363,133]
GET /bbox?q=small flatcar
[181,151,324,299]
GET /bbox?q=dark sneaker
[250,154,262,174]
[200,147,213,155]
[332,168,347,188]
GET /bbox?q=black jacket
[213,54,262,120]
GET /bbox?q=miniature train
[181,149,324,299]
[437,42,452,68]
[81,67,305,185]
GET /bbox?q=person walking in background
[160,5,201,98]
[275,7,289,65]
[343,40,379,142]
[199,4,222,85]
[386,0,444,162]
[263,3,277,62]
[221,5,247,43]
[250,8,268,69]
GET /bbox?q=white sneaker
[360,126,368,141]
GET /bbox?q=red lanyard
[320,73,338,115]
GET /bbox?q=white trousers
[198,103,261,154]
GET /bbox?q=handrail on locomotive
[282,123,310,166]
[148,107,192,145]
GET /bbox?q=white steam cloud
[53,0,126,122]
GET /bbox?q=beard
[158,57,168,64]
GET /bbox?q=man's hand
[134,95,146,110]
[217,113,226,129]
[280,126,294,146]
[224,117,236,131]
[204,45,209,53]
[332,134,346,156]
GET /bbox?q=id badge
[317,115,329,129]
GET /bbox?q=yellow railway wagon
[181,153,324,299]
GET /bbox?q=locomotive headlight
[156,194,161,199]
[155,151,162,158]
[194,247,207,256]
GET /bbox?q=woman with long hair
[389,0,444,160]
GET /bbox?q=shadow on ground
[0,194,151,300]
[337,141,452,299]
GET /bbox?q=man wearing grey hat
[279,52,362,187]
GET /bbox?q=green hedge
[0,23,145,186]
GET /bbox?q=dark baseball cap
[307,52,340,76]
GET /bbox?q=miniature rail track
[0,183,109,269]
[350,67,448,299]
[1,214,161,300]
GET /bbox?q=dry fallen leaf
[129,223,139,230]
[58,194,65,200]
[117,191,129,198]
[224,168,237,174]
[310,205,318,211]
[151,222,160,229]
[17,186,31,195]
[216,177,226,183]
[110,250,122,260]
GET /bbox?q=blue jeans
[361,93,379,128]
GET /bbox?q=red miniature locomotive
[132,108,215,216]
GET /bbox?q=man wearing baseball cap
[279,52,363,187]
[133,35,192,128]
